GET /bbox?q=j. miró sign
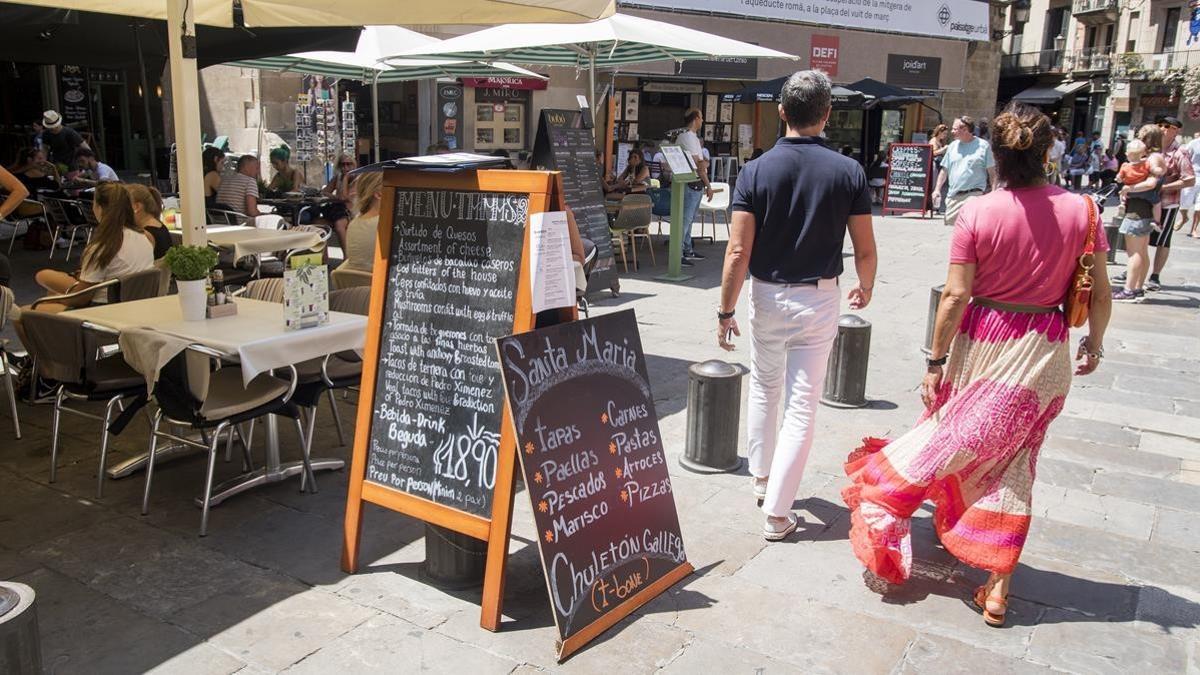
[620,0,989,41]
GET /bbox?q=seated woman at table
[126,183,173,259]
[611,150,651,198]
[8,147,61,194]
[266,146,303,194]
[202,146,225,209]
[321,153,357,250]
[32,183,154,310]
[340,170,382,273]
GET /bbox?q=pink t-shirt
[951,185,1109,308]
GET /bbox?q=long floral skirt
[842,302,1074,584]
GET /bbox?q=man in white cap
[40,110,88,166]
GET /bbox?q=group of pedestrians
[717,70,1110,629]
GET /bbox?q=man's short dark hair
[236,154,257,170]
[74,147,96,160]
[1092,131,1101,137]
[780,70,831,130]
[683,108,702,126]
[957,115,975,132]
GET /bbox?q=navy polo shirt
[732,136,872,284]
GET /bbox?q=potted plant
[164,245,219,321]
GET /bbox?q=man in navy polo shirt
[717,69,878,541]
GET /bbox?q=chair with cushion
[331,266,373,290]
[0,287,19,438]
[647,187,672,236]
[610,193,654,271]
[698,181,732,242]
[137,340,307,535]
[32,267,169,310]
[19,311,145,497]
[291,286,369,451]
[235,277,287,303]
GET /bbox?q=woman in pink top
[842,102,1113,627]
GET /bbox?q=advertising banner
[620,0,989,41]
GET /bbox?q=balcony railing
[1073,0,1118,13]
[1001,48,1113,75]
[1111,50,1200,79]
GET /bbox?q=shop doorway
[89,75,131,169]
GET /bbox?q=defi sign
[810,35,839,77]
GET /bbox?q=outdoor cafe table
[169,225,323,260]
[69,295,367,504]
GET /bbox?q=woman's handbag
[1064,197,1097,328]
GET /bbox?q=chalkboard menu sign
[531,109,616,292]
[58,65,91,132]
[363,187,526,517]
[344,168,567,635]
[496,310,692,660]
[883,143,932,216]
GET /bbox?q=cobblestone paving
[1,214,1197,673]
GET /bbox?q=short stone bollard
[822,315,871,408]
[680,360,746,474]
[922,285,944,355]
[421,524,487,590]
[0,582,41,675]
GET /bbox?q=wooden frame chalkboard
[341,168,574,632]
[882,142,933,217]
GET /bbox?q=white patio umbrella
[386,13,799,112]
[229,26,545,161]
[3,0,615,244]
[0,0,616,27]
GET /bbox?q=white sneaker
[763,513,798,541]
[751,476,768,501]
[55,237,70,249]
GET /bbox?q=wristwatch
[717,309,735,320]
[926,355,948,367]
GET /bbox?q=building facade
[998,0,1200,147]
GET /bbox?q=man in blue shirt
[717,70,878,541]
[932,116,997,227]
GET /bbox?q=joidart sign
[620,0,989,41]
[886,54,942,89]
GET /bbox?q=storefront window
[475,102,525,151]
[878,109,905,157]
[825,110,864,162]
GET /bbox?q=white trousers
[747,278,840,517]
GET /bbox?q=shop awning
[1011,81,1090,106]
[845,78,927,107]
[721,77,867,107]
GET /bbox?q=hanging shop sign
[676,55,757,79]
[462,77,548,91]
[619,0,989,41]
[641,81,704,94]
[437,83,465,151]
[810,34,840,77]
[886,54,942,90]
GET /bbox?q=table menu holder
[206,302,238,319]
[283,264,329,331]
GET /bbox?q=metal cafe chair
[0,287,20,439]
[697,180,732,242]
[31,267,170,310]
[0,199,46,255]
[19,311,145,498]
[43,197,94,261]
[291,286,369,452]
[134,337,307,536]
[205,208,250,226]
[610,193,654,271]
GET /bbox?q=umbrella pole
[134,25,159,191]
[588,49,597,139]
[372,71,382,163]
[168,0,206,245]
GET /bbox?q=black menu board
[883,143,932,215]
[365,187,528,518]
[531,109,616,291]
[58,65,91,132]
[496,310,692,659]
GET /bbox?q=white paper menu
[529,211,576,314]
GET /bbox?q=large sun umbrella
[229,26,546,161]
[386,13,798,111]
[0,0,616,27]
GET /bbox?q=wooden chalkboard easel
[882,142,933,218]
[342,168,575,632]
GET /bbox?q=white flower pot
[177,278,208,321]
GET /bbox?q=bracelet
[926,355,948,367]
[717,309,735,320]
[1079,336,1104,359]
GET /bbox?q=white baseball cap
[42,110,62,129]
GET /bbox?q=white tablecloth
[204,227,323,259]
[70,296,366,385]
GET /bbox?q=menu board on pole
[882,143,932,216]
[342,167,572,634]
[531,109,616,294]
[496,310,692,661]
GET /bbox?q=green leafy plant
[164,245,218,281]
[1181,65,1200,103]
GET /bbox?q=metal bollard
[0,582,41,675]
[822,315,871,408]
[680,360,746,474]
[421,524,487,590]
[922,285,944,355]
[1104,223,1121,263]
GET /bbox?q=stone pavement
[1,213,1198,674]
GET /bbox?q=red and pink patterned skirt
[842,302,1073,584]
